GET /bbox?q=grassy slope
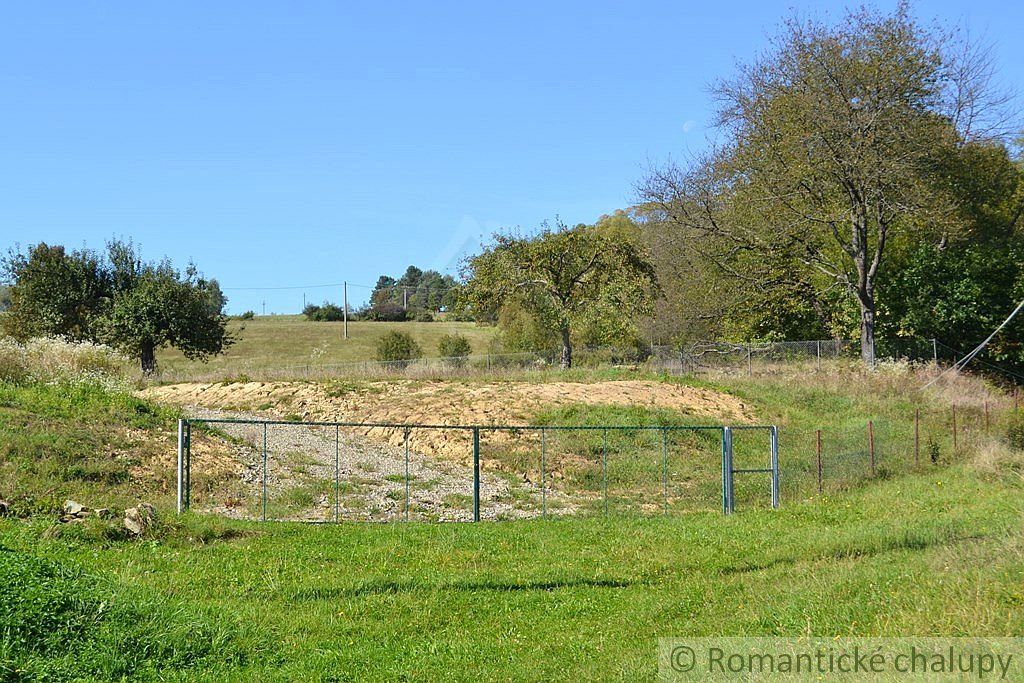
[1,466,1021,681]
[155,316,496,378]
[2,368,1022,680]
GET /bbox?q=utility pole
[261,300,265,316]
[403,287,408,310]
[303,292,306,310]
[343,281,349,340]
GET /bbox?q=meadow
[2,464,1022,681]
[154,316,498,380]
[2,340,1023,681]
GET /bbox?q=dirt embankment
[142,379,753,460]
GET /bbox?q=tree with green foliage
[369,266,457,317]
[640,2,1017,365]
[1,244,108,342]
[1,240,232,375]
[460,219,659,369]
[0,285,11,312]
[302,302,346,322]
[100,258,232,375]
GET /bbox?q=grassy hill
[2,341,1022,680]
[2,466,1022,680]
[154,316,497,380]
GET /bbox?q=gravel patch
[185,407,576,522]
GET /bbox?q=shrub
[375,331,422,368]
[238,310,255,320]
[365,303,408,322]
[303,302,346,322]
[414,311,434,322]
[438,334,472,367]
[1004,410,1024,450]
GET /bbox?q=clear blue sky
[2,1,1021,313]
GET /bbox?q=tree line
[302,266,459,323]
[462,3,1024,371]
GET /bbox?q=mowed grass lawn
[3,465,1022,681]
[155,316,497,377]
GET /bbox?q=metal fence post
[816,340,821,372]
[472,427,480,522]
[335,425,340,523]
[984,400,990,435]
[721,427,734,514]
[746,344,752,376]
[661,428,669,515]
[404,428,411,521]
[184,422,191,510]
[770,426,780,509]
[176,419,185,514]
[540,428,547,520]
[602,429,608,517]
[262,422,268,522]
[932,338,938,365]
[868,420,876,476]
[403,428,411,524]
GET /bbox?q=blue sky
[2,1,1022,313]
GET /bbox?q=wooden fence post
[952,405,958,453]
[868,420,875,476]
[914,408,920,466]
[816,429,823,494]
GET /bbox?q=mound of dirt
[142,379,753,461]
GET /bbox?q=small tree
[1,243,107,341]
[102,260,233,374]
[460,219,659,368]
[438,333,472,367]
[375,331,422,369]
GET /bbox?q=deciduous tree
[460,219,659,368]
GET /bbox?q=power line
[221,280,461,294]
[922,297,1024,389]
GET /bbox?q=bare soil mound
[142,379,753,461]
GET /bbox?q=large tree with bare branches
[640,2,1016,364]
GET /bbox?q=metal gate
[176,418,780,520]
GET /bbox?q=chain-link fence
[176,419,786,522]
[155,335,1024,383]
[175,395,1014,522]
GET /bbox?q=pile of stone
[60,499,158,537]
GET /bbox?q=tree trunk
[141,342,157,376]
[858,292,876,368]
[559,325,572,369]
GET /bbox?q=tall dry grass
[0,337,131,388]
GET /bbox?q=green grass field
[3,355,1023,680]
[2,465,1022,681]
[155,316,497,379]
